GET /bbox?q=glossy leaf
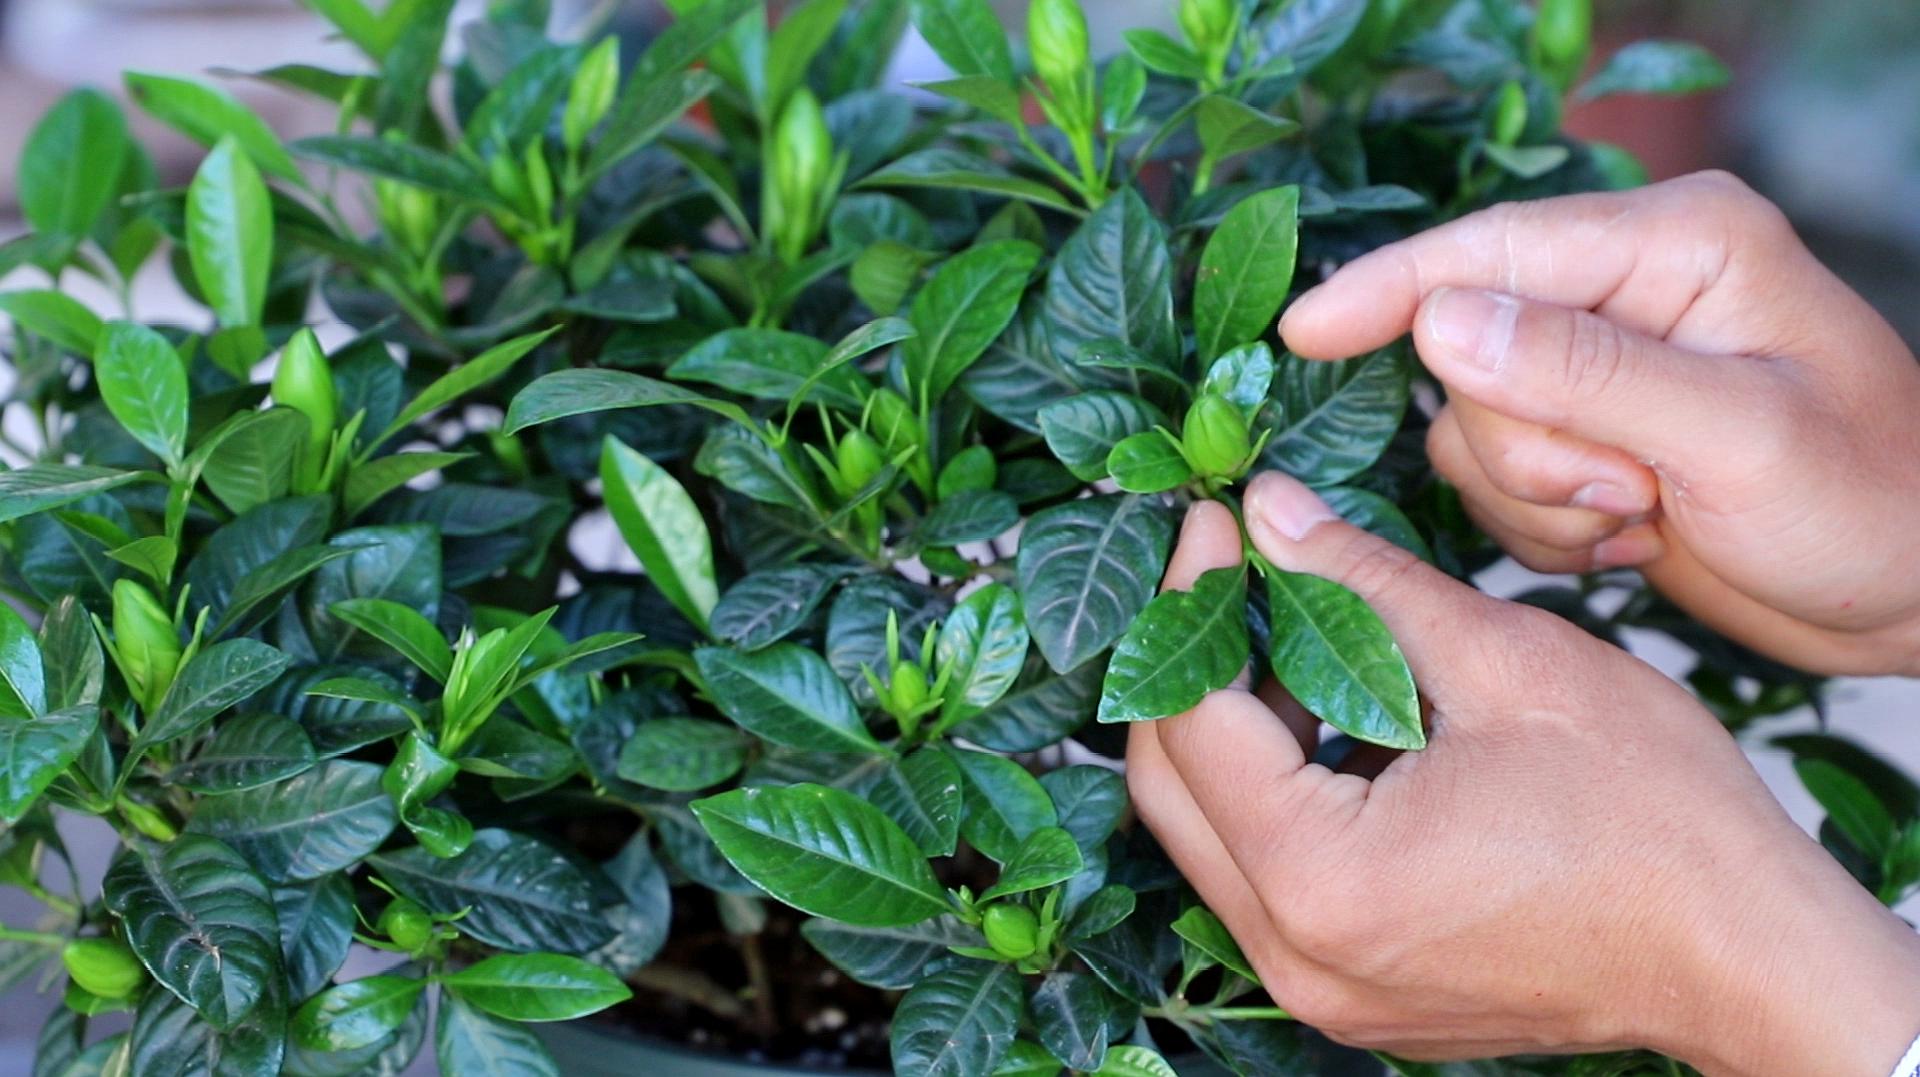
[1106,432,1191,494]
[505,368,752,434]
[934,583,1029,728]
[1259,347,1409,486]
[1797,758,1897,861]
[1265,569,1423,749]
[0,465,140,525]
[186,138,272,328]
[911,0,1016,83]
[800,916,982,990]
[124,71,301,182]
[167,713,315,794]
[134,640,291,753]
[711,564,851,650]
[981,826,1084,900]
[93,322,189,466]
[441,953,631,1022]
[694,644,881,754]
[903,240,1042,405]
[1040,765,1128,852]
[950,748,1057,864]
[187,759,397,882]
[693,783,951,926]
[1194,187,1299,362]
[273,874,355,1000]
[368,829,614,954]
[291,977,423,1052]
[1038,393,1166,482]
[1016,495,1174,674]
[617,717,749,792]
[0,707,95,822]
[0,291,103,355]
[890,959,1022,1077]
[0,603,45,718]
[1098,567,1247,723]
[370,327,559,452]
[601,436,718,634]
[867,748,964,858]
[668,327,866,412]
[1031,971,1129,1071]
[1044,189,1178,370]
[327,597,452,681]
[19,89,131,238]
[434,992,559,1077]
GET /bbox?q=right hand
[1279,171,1920,677]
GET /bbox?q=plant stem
[626,964,749,1022]
[739,931,778,1037]
[0,924,66,947]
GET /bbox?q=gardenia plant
[0,0,1914,1075]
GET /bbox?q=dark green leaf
[188,760,397,882]
[135,640,291,753]
[668,328,866,412]
[903,240,1042,405]
[891,959,1022,1077]
[1259,347,1409,486]
[0,707,95,822]
[304,525,442,663]
[1040,765,1127,852]
[370,327,558,452]
[274,875,355,1000]
[1797,758,1897,862]
[602,436,718,634]
[867,748,964,857]
[934,583,1028,727]
[956,660,1100,752]
[1031,971,1130,1071]
[693,783,951,926]
[1038,393,1166,482]
[1579,41,1731,100]
[981,826,1083,900]
[1253,0,1368,76]
[434,992,558,1077]
[214,545,356,639]
[129,981,287,1077]
[505,368,752,434]
[1016,495,1174,674]
[342,452,471,519]
[1265,568,1423,750]
[1194,187,1299,362]
[1098,567,1247,723]
[1044,189,1178,370]
[200,409,306,515]
[168,713,316,794]
[800,916,982,990]
[950,748,1056,864]
[617,717,749,792]
[711,564,851,651]
[369,829,614,954]
[103,835,280,1030]
[1319,486,1431,561]
[694,644,881,754]
[920,490,1020,547]
[290,135,488,203]
[861,148,1079,213]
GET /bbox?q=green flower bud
[866,388,933,492]
[836,428,887,495]
[564,36,620,154]
[1533,0,1591,86]
[1491,80,1528,147]
[1029,0,1091,104]
[111,580,180,714]
[273,328,336,491]
[1178,0,1235,57]
[981,903,1040,960]
[1182,394,1252,478]
[117,796,178,843]
[771,89,834,263]
[61,938,145,1000]
[488,151,530,213]
[378,898,435,952]
[375,178,437,257]
[889,662,930,716]
[936,446,997,498]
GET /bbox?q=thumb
[1413,286,1781,469]
[1244,471,1498,693]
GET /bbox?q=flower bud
[1181,394,1252,478]
[771,89,834,263]
[378,898,435,952]
[1178,0,1235,56]
[61,938,145,1000]
[1533,0,1591,86]
[866,388,932,492]
[1491,80,1528,147]
[111,580,180,714]
[117,796,179,843]
[889,662,930,716]
[835,428,887,495]
[564,36,620,155]
[1029,0,1091,104]
[981,903,1040,960]
[273,328,336,491]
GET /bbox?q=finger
[1446,399,1656,518]
[1243,470,1500,695]
[1428,408,1645,556]
[1278,172,1767,360]
[1162,500,1244,593]
[1410,286,1780,472]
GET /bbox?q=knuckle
[1560,310,1628,401]
[1330,531,1422,601]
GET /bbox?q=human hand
[1280,171,1920,677]
[1125,474,1920,1071]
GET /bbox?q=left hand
[1124,473,1920,1069]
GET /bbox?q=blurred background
[0,0,1916,1069]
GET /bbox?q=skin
[1127,174,1920,1070]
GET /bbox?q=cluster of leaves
[0,0,1899,1075]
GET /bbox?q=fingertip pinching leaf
[1264,566,1423,750]
[1098,566,1247,724]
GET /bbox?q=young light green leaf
[0,465,141,524]
[124,72,301,182]
[694,644,881,754]
[0,291,104,355]
[1195,96,1299,162]
[1200,342,1279,418]
[370,326,560,453]
[693,783,952,926]
[980,826,1083,900]
[903,240,1042,407]
[601,436,718,634]
[934,583,1028,728]
[1265,568,1423,750]
[1098,566,1247,723]
[911,0,1017,83]
[1106,432,1191,494]
[441,953,632,1022]
[186,137,273,328]
[0,603,46,719]
[327,597,453,681]
[19,88,131,238]
[1172,905,1259,983]
[291,976,424,1051]
[94,322,189,466]
[1095,1045,1180,1077]
[1194,186,1300,362]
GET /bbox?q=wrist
[1651,832,1920,1076]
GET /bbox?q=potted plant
[1,1,1913,1075]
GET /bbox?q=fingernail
[1570,481,1648,517]
[1593,527,1665,569]
[1425,287,1517,373]
[1249,473,1336,542]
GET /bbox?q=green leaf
[994,1041,1066,1077]
[920,490,1020,547]
[199,408,306,515]
[188,759,398,882]
[93,322,189,466]
[981,826,1084,900]
[584,67,721,187]
[1016,495,1174,674]
[0,603,46,719]
[1044,189,1178,370]
[1106,432,1191,494]
[1098,567,1247,723]
[1194,187,1300,363]
[694,644,882,754]
[505,368,752,434]
[1201,343,1280,419]
[1095,1045,1180,1077]
[891,959,1022,1077]
[435,992,559,1077]
[1319,486,1432,561]
[133,639,291,756]
[129,980,287,1077]
[1038,392,1167,482]
[861,148,1079,214]
[124,72,301,182]
[693,783,951,926]
[327,597,452,681]
[0,291,104,355]
[273,875,354,1000]
[0,465,139,524]
[920,75,1024,126]
[911,0,1016,82]
[382,733,470,857]
[617,717,749,792]
[369,828,614,954]
[935,583,1028,728]
[441,953,631,1022]
[958,660,1100,752]
[103,835,280,1030]
[186,137,273,328]
[343,451,471,519]
[1031,971,1130,1071]
[1172,905,1259,983]
[1124,29,1205,80]
[950,747,1057,864]
[1259,347,1409,486]
[19,89,131,238]
[1040,765,1127,852]
[0,707,95,822]
[1068,884,1137,941]
[290,134,490,203]
[601,436,719,634]
[667,328,867,413]
[1483,143,1570,179]
[1265,568,1423,750]
[1796,758,1898,861]
[800,916,982,990]
[167,712,316,794]
[291,976,424,1052]
[902,240,1043,405]
[867,748,964,858]
[1196,97,1299,163]
[711,564,852,651]
[1253,0,1368,76]
[1579,41,1731,100]
[370,326,559,453]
